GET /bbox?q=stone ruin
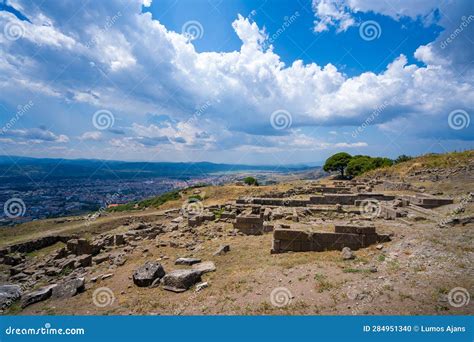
[232,181,454,253]
[0,178,458,313]
[271,224,391,254]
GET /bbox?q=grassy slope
[362,150,473,178]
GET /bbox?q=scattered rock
[74,254,92,268]
[213,245,230,256]
[195,282,209,292]
[192,261,216,274]
[52,278,85,299]
[0,285,22,308]
[175,257,201,266]
[10,273,28,282]
[22,285,57,308]
[93,254,110,265]
[109,253,127,266]
[376,244,384,250]
[3,254,24,266]
[67,238,99,256]
[341,247,355,260]
[161,269,202,292]
[133,261,166,287]
[171,217,184,224]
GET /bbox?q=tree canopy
[323,152,352,177]
[394,154,413,164]
[243,176,259,186]
[324,153,394,178]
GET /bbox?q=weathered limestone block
[67,238,100,256]
[161,269,202,292]
[22,285,57,308]
[192,261,216,274]
[0,285,22,309]
[133,261,166,287]
[175,257,201,265]
[272,226,390,254]
[52,278,85,299]
[334,225,376,235]
[233,214,264,235]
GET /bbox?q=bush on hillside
[243,176,259,186]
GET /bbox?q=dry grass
[364,150,473,178]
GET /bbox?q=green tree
[323,152,352,177]
[394,154,412,164]
[346,156,394,177]
[371,157,393,168]
[243,176,259,186]
[346,155,373,177]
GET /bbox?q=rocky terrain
[0,151,473,315]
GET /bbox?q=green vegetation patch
[108,189,181,212]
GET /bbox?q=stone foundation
[271,225,390,253]
[233,214,264,235]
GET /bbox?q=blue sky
[0,0,473,165]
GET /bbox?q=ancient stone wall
[233,214,264,235]
[271,225,390,253]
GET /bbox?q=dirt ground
[15,205,473,316]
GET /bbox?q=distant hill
[0,156,316,182]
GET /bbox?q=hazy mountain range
[0,156,319,182]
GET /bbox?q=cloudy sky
[0,0,473,165]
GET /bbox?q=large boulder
[21,285,57,308]
[52,278,85,299]
[161,270,202,292]
[133,262,165,287]
[0,285,22,309]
